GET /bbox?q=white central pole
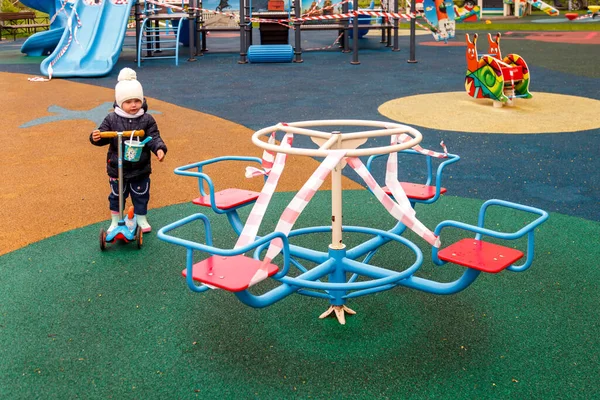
[330,133,345,250]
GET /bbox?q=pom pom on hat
[118,67,137,82]
[115,68,143,108]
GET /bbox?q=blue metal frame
[431,199,549,272]
[158,156,549,311]
[174,156,265,235]
[366,150,461,205]
[138,0,188,67]
[158,215,425,307]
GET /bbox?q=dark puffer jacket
[89,100,167,180]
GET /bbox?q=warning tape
[236,133,294,251]
[30,6,82,82]
[348,156,440,247]
[305,31,344,51]
[239,124,446,285]
[147,0,438,34]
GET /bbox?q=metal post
[154,19,162,53]
[392,0,399,51]
[293,0,303,62]
[238,0,247,63]
[134,1,141,62]
[408,0,417,63]
[195,0,202,55]
[342,2,350,53]
[117,132,124,222]
[145,2,152,57]
[188,0,196,61]
[200,0,207,53]
[351,11,359,64]
[327,247,347,307]
[244,0,251,51]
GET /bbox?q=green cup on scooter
[124,133,152,162]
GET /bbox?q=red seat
[192,188,260,210]
[501,66,523,81]
[182,254,279,292]
[438,238,524,273]
[382,183,447,201]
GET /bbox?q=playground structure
[152,0,445,66]
[20,0,137,77]
[140,0,482,65]
[422,0,456,42]
[137,0,189,66]
[157,120,548,324]
[19,0,67,56]
[465,32,532,108]
[18,0,479,77]
[565,4,599,19]
[481,0,559,17]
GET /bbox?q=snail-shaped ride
[465,33,532,107]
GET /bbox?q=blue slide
[20,0,67,56]
[39,0,135,77]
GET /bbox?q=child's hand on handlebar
[92,130,101,142]
[156,149,165,162]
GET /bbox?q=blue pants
[109,177,150,215]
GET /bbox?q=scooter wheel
[100,228,107,251]
[136,226,143,249]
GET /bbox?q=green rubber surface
[1,192,598,399]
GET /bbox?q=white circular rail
[252,119,423,157]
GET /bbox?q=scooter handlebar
[98,130,145,138]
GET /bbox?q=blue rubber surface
[1,30,599,221]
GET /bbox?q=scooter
[99,130,151,250]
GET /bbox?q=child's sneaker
[136,214,152,233]
[107,212,119,233]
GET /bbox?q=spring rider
[465,33,532,107]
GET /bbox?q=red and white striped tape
[250,149,347,286]
[144,0,436,34]
[384,134,447,216]
[245,131,276,178]
[235,133,294,250]
[304,0,323,17]
[385,135,416,216]
[237,126,443,286]
[347,156,440,247]
[49,0,68,25]
[305,31,343,51]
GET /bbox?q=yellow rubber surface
[0,72,362,255]
[379,92,600,134]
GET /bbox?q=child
[90,68,167,233]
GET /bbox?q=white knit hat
[115,68,143,108]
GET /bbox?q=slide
[21,27,65,56]
[40,0,134,78]
[19,0,67,56]
[527,0,559,16]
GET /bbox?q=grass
[454,21,599,31]
[396,10,600,32]
[399,19,600,31]
[2,5,599,41]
